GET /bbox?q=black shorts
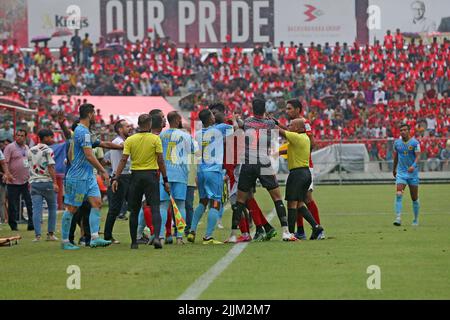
[285,167,311,202]
[128,170,160,213]
[237,164,279,193]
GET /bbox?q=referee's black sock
[151,205,162,240]
[298,206,318,229]
[288,208,297,234]
[274,200,288,227]
[231,202,246,230]
[129,210,138,244]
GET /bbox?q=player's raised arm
[99,141,124,150]
[276,125,287,138]
[57,111,72,140]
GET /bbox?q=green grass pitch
[0,184,449,300]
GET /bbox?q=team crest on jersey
[408,146,413,151]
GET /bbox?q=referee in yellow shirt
[277,119,324,241]
[112,114,170,249]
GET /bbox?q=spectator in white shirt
[28,129,59,242]
[425,114,437,133]
[5,64,16,83]
[374,88,386,104]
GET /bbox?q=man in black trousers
[112,114,170,249]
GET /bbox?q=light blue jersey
[196,123,233,173]
[394,138,420,174]
[66,124,94,180]
[394,138,420,186]
[160,128,195,184]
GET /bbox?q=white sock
[91,232,99,240]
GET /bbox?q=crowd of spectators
[181,30,450,168]
[0,28,449,172]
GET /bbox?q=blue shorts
[160,182,187,201]
[198,171,224,202]
[64,177,101,207]
[396,172,419,186]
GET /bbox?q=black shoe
[117,214,128,221]
[11,227,19,231]
[136,236,149,245]
[153,238,163,249]
[130,243,138,249]
[27,226,34,231]
[310,225,324,240]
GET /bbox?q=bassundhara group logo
[304,4,324,22]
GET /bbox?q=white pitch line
[177,209,276,300]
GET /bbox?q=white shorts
[309,168,314,191]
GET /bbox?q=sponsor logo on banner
[44,14,89,30]
[304,5,324,22]
[274,0,357,44]
[27,0,100,47]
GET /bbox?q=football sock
[308,200,321,225]
[143,205,154,234]
[413,200,420,222]
[61,211,73,242]
[247,198,266,226]
[89,208,101,240]
[297,226,305,235]
[159,201,170,239]
[130,210,139,244]
[263,223,274,232]
[288,208,297,234]
[205,207,220,238]
[231,202,246,230]
[395,194,403,218]
[256,225,264,234]
[297,215,304,228]
[297,206,318,229]
[239,209,250,234]
[150,205,162,241]
[190,203,206,232]
[274,200,288,227]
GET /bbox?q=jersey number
[166,142,178,163]
[202,141,211,162]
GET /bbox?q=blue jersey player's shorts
[197,171,224,202]
[396,171,419,186]
[160,182,187,201]
[64,177,101,207]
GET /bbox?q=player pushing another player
[61,104,112,250]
